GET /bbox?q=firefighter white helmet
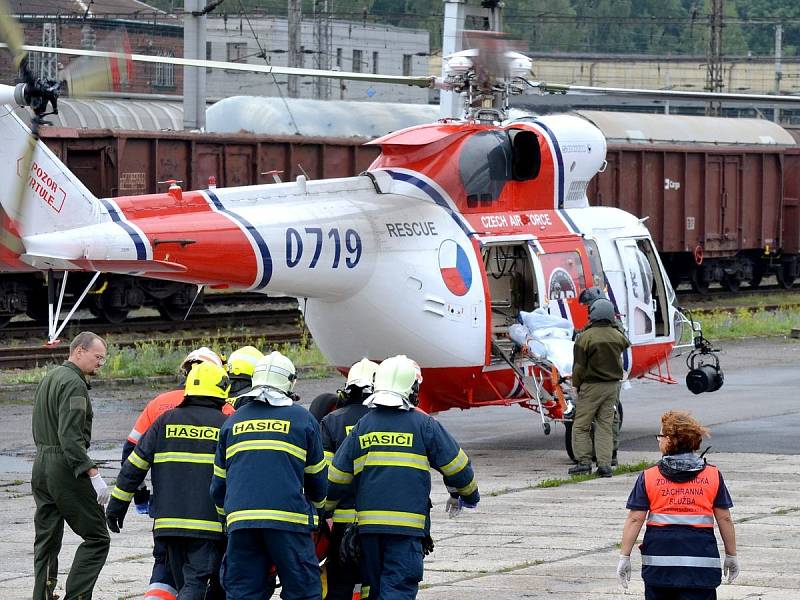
[180,346,223,375]
[346,358,379,392]
[364,355,420,410]
[244,351,297,406]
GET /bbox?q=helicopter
[4,13,793,450]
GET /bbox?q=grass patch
[0,336,331,385]
[536,460,653,488]
[697,307,800,340]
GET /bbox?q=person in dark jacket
[320,358,379,600]
[327,355,480,600]
[106,361,231,600]
[617,410,739,599]
[32,331,110,600]
[119,346,228,600]
[577,287,625,466]
[569,298,630,477]
[211,351,327,600]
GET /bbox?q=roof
[10,0,163,16]
[14,98,183,130]
[576,110,796,145]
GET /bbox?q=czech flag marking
[439,239,472,296]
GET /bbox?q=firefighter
[106,362,231,600]
[577,288,624,467]
[120,346,229,600]
[320,358,379,600]
[32,331,110,600]
[569,298,630,478]
[327,355,480,600]
[225,345,264,410]
[211,351,328,600]
[617,410,739,599]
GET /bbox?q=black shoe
[568,463,592,475]
[597,466,613,478]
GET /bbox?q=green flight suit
[572,322,630,468]
[31,361,110,600]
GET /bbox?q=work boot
[568,463,591,476]
[597,466,613,478]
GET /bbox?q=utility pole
[287,0,301,98]
[775,23,783,122]
[705,0,724,116]
[183,0,207,130]
[314,0,331,100]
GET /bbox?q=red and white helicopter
[4,17,791,447]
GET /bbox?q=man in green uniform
[569,299,630,478]
[32,331,111,600]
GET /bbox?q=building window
[155,50,175,88]
[372,51,379,74]
[336,47,342,69]
[299,45,305,68]
[227,42,247,63]
[206,41,212,72]
[352,49,362,73]
[402,54,412,76]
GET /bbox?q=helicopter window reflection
[460,131,512,206]
[582,239,605,289]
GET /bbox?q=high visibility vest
[640,464,722,589]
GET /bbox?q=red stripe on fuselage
[112,191,259,287]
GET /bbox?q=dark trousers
[163,537,225,600]
[224,528,320,600]
[145,536,178,599]
[326,523,361,600]
[32,450,110,600]
[359,534,423,600]
[645,586,717,600]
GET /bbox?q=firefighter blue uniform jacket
[210,399,327,533]
[320,402,369,524]
[326,406,479,537]
[109,396,227,539]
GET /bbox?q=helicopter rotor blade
[526,80,800,106]
[0,43,439,90]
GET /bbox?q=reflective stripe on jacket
[320,402,369,523]
[210,400,327,533]
[640,464,722,588]
[327,406,479,537]
[111,396,228,540]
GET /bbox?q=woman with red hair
[616,411,739,599]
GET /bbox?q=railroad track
[1,305,301,341]
[0,325,304,370]
[676,284,799,305]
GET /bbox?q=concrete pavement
[1,447,797,599]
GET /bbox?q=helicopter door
[615,238,656,344]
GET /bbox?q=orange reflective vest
[644,463,718,528]
[640,464,722,589]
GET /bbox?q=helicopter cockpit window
[460,131,512,206]
[508,129,541,181]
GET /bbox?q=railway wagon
[0,129,382,326]
[583,111,800,292]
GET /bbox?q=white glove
[616,555,631,589]
[723,554,739,583]
[90,473,110,505]
[445,496,461,518]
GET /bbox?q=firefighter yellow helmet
[251,351,296,393]
[227,346,264,378]
[346,358,379,392]
[180,346,223,375]
[365,355,419,410]
[184,362,230,400]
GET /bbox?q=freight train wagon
[583,111,800,292]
